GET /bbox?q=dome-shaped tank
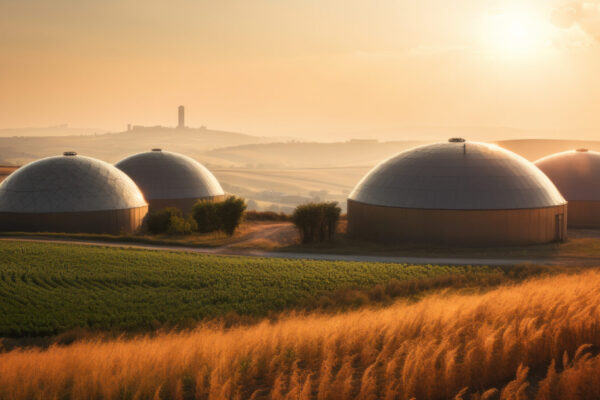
[535,149,600,227]
[347,139,567,246]
[0,153,148,233]
[115,150,225,213]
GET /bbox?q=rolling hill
[0,126,271,165]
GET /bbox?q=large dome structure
[0,153,148,233]
[115,150,225,213]
[535,149,600,227]
[347,139,567,246]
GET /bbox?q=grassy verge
[0,221,296,250]
[5,224,600,261]
[280,231,600,260]
[0,228,246,248]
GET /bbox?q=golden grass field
[2,271,600,399]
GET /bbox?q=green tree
[146,208,182,234]
[167,215,198,235]
[192,201,222,233]
[293,202,341,243]
[220,196,247,236]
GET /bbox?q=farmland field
[2,270,600,399]
[0,240,522,338]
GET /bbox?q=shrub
[146,208,182,234]
[186,216,198,232]
[220,196,247,236]
[192,196,247,236]
[322,202,341,241]
[167,215,198,235]
[292,202,341,244]
[192,201,222,233]
[146,208,197,235]
[293,204,319,244]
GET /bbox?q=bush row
[193,196,246,235]
[146,208,197,235]
[292,202,341,244]
[146,198,341,243]
[146,196,246,236]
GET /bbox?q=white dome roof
[535,149,600,201]
[349,140,566,210]
[0,153,147,213]
[115,150,224,201]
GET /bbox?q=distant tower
[177,105,185,129]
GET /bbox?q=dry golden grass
[3,271,600,399]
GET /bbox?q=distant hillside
[213,166,371,213]
[496,139,600,161]
[0,126,268,165]
[0,166,18,184]
[0,126,107,137]
[202,140,431,168]
[204,138,600,169]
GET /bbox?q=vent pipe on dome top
[152,148,162,152]
[448,138,467,155]
[63,151,77,156]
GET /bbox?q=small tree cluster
[192,196,247,236]
[193,202,222,233]
[292,202,341,244]
[146,208,197,235]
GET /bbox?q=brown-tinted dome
[535,150,600,201]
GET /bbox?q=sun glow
[483,9,549,56]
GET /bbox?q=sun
[482,8,549,56]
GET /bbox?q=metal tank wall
[0,205,148,234]
[564,201,600,227]
[347,199,567,246]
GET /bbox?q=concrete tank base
[566,200,600,228]
[347,199,567,247]
[0,206,148,234]
[148,195,227,215]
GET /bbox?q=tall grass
[2,271,600,399]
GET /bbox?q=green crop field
[0,240,531,338]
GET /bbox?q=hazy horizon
[1,0,600,141]
[0,122,599,143]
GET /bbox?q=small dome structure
[115,150,225,213]
[347,139,567,246]
[535,149,600,227]
[0,153,148,233]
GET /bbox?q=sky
[1,0,600,140]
